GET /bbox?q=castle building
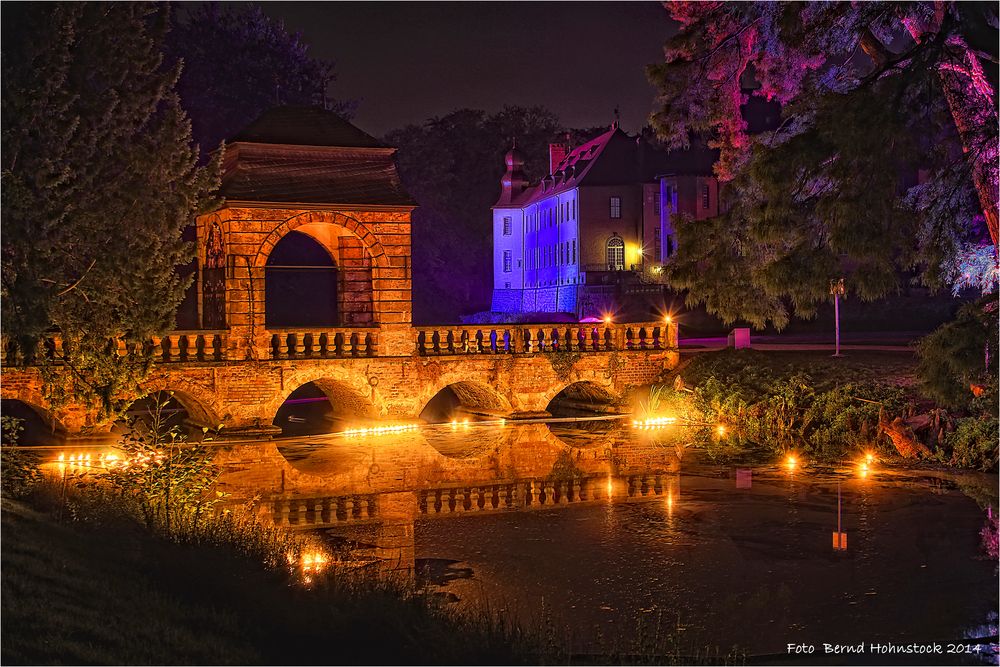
[491,123,720,317]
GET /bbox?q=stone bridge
[0,321,677,442]
[0,111,678,442]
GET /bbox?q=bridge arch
[541,379,620,417]
[0,398,68,446]
[266,368,383,435]
[417,379,513,423]
[137,380,222,431]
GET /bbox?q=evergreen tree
[167,3,356,156]
[1,3,219,418]
[648,1,998,329]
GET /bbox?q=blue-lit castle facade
[491,123,721,318]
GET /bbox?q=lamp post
[830,278,845,357]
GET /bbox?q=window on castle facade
[502,216,512,235]
[702,184,710,209]
[653,193,661,215]
[607,236,625,270]
[654,226,661,259]
[503,250,512,273]
[610,196,621,219]
[572,239,576,264]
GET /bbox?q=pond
[224,420,998,663]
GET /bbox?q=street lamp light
[830,278,846,357]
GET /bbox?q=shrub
[1,416,41,498]
[947,417,999,472]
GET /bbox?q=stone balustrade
[271,493,379,528]
[1,331,229,365]
[413,322,674,356]
[267,327,379,360]
[417,473,674,516]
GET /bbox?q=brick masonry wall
[0,345,679,439]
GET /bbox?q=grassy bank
[1,487,540,665]
[656,349,998,470]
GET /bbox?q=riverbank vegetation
[1,414,542,665]
[656,344,998,472]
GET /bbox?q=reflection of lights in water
[786,454,797,470]
[666,489,674,515]
[606,475,614,499]
[858,461,870,478]
[343,424,418,438]
[631,416,677,430]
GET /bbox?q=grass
[672,348,920,393]
[1,487,543,665]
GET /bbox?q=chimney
[549,143,568,174]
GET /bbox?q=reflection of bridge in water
[214,422,685,572]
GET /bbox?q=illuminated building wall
[492,123,719,317]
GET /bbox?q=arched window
[606,236,625,271]
[265,231,338,327]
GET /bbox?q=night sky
[258,2,677,136]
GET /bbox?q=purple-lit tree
[167,3,356,156]
[386,107,563,323]
[648,1,997,330]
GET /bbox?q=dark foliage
[167,3,356,156]
[1,3,219,418]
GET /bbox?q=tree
[1,3,219,418]
[386,106,563,323]
[167,3,356,156]
[648,2,998,329]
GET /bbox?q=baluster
[346,333,358,357]
[590,327,599,351]
[468,487,480,511]
[454,488,466,513]
[525,481,535,506]
[537,329,546,352]
[458,330,468,353]
[290,333,303,357]
[343,496,354,520]
[502,329,512,353]
[358,496,370,519]
[489,329,498,353]
[430,330,440,354]
[446,330,456,354]
[626,327,635,350]
[543,480,555,505]
[561,481,571,504]
[524,329,535,353]
[365,332,375,356]
[604,327,614,350]
[340,332,352,357]
[473,330,483,353]
[167,335,181,361]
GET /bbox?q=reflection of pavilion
[214,423,684,572]
[36,422,687,576]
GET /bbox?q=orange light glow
[786,454,797,468]
[632,416,678,430]
[664,314,673,324]
[716,424,727,437]
[865,452,875,464]
[344,423,418,438]
[603,315,613,325]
